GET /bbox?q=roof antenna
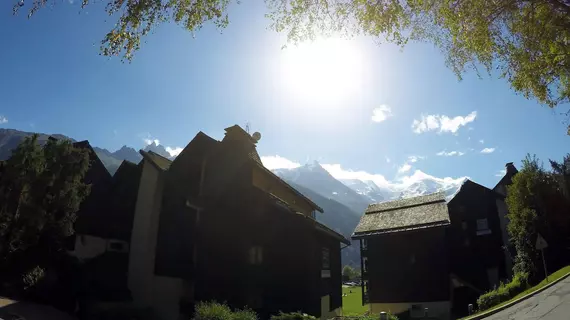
[245,122,251,134]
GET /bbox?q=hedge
[476,272,529,311]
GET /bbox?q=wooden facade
[353,193,451,320]
[128,125,348,320]
[447,179,508,317]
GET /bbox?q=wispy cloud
[479,139,484,144]
[436,150,465,157]
[166,146,183,157]
[385,156,391,163]
[412,111,477,134]
[407,155,425,163]
[261,155,301,170]
[398,163,412,173]
[495,169,506,177]
[0,116,8,124]
[481,147,496,154]
[371,105,393,123]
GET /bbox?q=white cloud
[371,105,393,123]
[166,146,183,157]
[408,155,424,163]
[144,138,160,145]
[320,162,466,193]
[320,163,392,189]
[436,150,465,157]
[385,156,391,163]
[495,169,506,177]
[479,139,484,144]
[261,155,301,170]
[0,116,8,124]
[481,147,496,154]
[412,111,477,134]
[398,163,412,173]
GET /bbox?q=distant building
[70,141,135,260]
[127,125,349,320]
[352,192,451,320]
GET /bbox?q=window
[476,218,492,236]
[362,257,368,272]
[322,247,330,270]
[361,239,368,250]
[248,246,263,265]
[108,241,128,252]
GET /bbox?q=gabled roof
[266,192,350,245]
[253,159,324,213]
[447,179,504,203]
[352,192,450,238]
[140,150,172,171]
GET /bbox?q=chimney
[223,125,256,143]
[505,162,517,175]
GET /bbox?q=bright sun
[279,37,366,104]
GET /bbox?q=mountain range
[0,128,465,267]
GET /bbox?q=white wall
[128,161,163,307]
[70,235,107,259]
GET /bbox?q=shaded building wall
[128,161,165,308]
[447,182,507,291]
[365,227,450,319]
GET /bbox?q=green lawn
[460,265,570,320]
[342,286,369,316]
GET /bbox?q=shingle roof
[352,192,450,238]
[140,150,172,171]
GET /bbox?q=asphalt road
[484,276,570,320]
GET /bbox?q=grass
[342,286,369,316]
[460,265,570,320]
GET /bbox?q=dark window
[109,241,125,251]
[322,247,330,270]
[476,218,492,235]
[248,246,263,265]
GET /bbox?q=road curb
[462,272,570,320]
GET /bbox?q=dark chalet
[352,192,451,320]
[127,125,350,320]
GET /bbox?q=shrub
[270,311,317,320]
[233,308,258,320]
[477,272,529,311]
[194,302,234,320]
[22,266,45,290]
[360,313,398,320]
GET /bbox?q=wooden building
[447,179,510,317]
[70,141,135,260]
[352,192,451,320]
[128,125,350,320]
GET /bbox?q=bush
[193,302,258,320]
[194,302,234,320]
[22,266,45,290]
[476,272,529,311]
[360,314,398,320]
[233,308,258,320]
[270,311,317,320]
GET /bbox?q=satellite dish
[252,132,261,142]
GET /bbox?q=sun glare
[279,37,366,105]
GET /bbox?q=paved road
[484,276,570,320]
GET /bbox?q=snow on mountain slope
[274,161,371,214]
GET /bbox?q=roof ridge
[147,150,173,162]
[367,198,446,214]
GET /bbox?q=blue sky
[1,0,569,190]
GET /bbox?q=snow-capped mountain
[274,161,371,214]
[340,179,399,203]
